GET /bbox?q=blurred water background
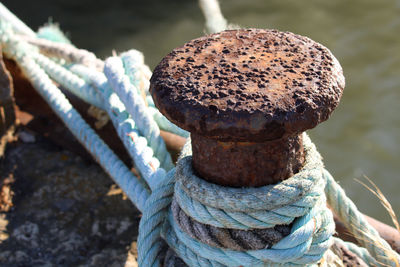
[3,0,400,224]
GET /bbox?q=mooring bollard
[149,28,348,266]
[151,29,345,187]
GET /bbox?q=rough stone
[0,139,140,266]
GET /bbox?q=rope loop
[162,134,336,266]
[1,3,399,265]
[176,134,323,213]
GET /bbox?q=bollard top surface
[150,29,345,142]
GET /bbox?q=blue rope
[104,56,174,171]
[0,25,150,212]
[325,170,400,266]
[137,169,176,266]
[1,3,399,264]
[33,52,104,108]
[66,64,164,191]
[158,135,335,266]
[0,2,35,37]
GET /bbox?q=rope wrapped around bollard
[0,2,399,265]
[162,134,336,266]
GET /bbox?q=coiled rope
[161,134,335,266]
[0,1,399,266]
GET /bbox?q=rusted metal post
[150,29,400,265]
[150,29,345,188]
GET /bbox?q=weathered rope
[332,237,378,266]
[31,50,174,172]
[18,41,167,188]
[137,169,175,266]
[0,2,35,37]
[198,0,228,33]
[177,135,323,212]
[325,170,400,266]
[164,248,188,267]
[0,24,150,211]
[66,63,165,190]
[173,135,326,230]
[119,49,189,138]
[1,2,399,265]
[104,56,174,171]
[32,52,105,108]
[36,23,72,44]
[171,198,291,251]
[160,134,336,266]
[22,35,103,69]
[163,207,334,266]
[16,39,174,173]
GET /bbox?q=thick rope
[137,169,176,266]
[0,2,35,37]
[171,198,291,251]
[177,134,323,212]
[13,31,174,181]
[104,56,174,171]
[163,206,334,266]
[164,249,188,267]
[0,5,179,171]
[1,2,399,265]
[333,237,378,266]
[22,35,103,69]
[325,171,400,266]
[198,0,228,33]
[66,64,164,190]
[21,45,166,190]
[121,50,149,96]
[174,168,325,229]
[119,49,189,138]
[0,25,150,211]
[32,52,105,108]
[160,135,336,266]
[173,135,326,230]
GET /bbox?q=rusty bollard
[150,29,344,188]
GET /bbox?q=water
[4,0,400,224]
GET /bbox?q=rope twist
[0,3,399,266]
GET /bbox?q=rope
[66,63,164,190]
[164,249,188,267]
[1,1,399,266]
[8,30,172,188]
[36,23,72,44]
[0,23,150,211]
[160,135,336,266]
[333,238,379,266]
[22,35,103,69]
[0,2,35,37]
[198,0,228,33]
[104,56,174,171]
[137,169,175,266]
[33,52,105,108]
[325,170,400,266]
[173,135,325,230]
[171,198,291,251]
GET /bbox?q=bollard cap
[150,29,345,142]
